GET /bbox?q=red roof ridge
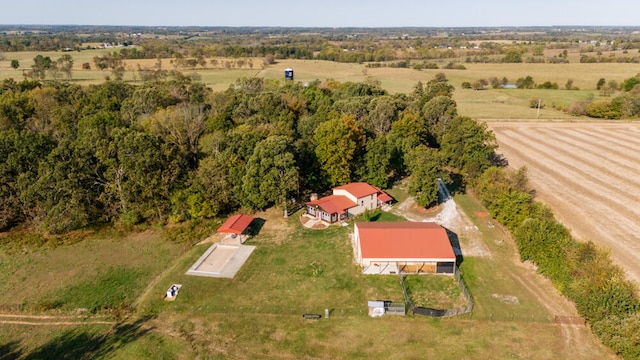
[217,214,255,234]
[356,221,455,260]
[307,195,356,214]
[333,182,379,198]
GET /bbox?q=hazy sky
[1,0,639,27]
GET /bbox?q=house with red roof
[353,222,456,275]
[305,182,393,224]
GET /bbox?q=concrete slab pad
[186,243,255,278]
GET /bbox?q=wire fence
[397,265,584,324]
[399,265,473,318]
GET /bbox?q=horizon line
[1,24,640,29]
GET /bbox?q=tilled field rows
[487,122,640,284]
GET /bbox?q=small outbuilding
[284,68,294,80]
[368,300,385,317]
[353,222,456,275]
[217,214,255,243]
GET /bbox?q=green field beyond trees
[3,25,640,121]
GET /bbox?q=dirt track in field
[487,121,640,285]
[394,191,615,359]
[0,313,114,326]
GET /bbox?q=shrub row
[475,166,640,359]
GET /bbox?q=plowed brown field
[487,121,640,284]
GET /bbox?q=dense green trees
[502,48,523,63]
[242,135,299,211]
[144,103,207,169]
[0,130,54,230]
[96,127,179,225]
[0,74,497,232]
[405,145,447,207]
[440,116,497,180]
[422,95,457,143]
[359,137,392,189]
[314,115,366,187]
[31,138,100,232]
[622,76,640,92]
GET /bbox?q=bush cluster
[475,166,640,359]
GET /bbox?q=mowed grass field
[2,50,638,119]
[0,190,615,359]
[0,229,184,311]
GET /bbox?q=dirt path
[394,197,490,257]
[0,313,114,326]
[392,193,615,359]
[505,262,607,358]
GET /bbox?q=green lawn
[0,191,614,359]
[404,274,466,309]
[0,229,184,313]
[454,87,605,120]
[120,197,606,358]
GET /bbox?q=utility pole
[537,98,541,119]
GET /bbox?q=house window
[361,200,364,206]
[371,194,373,199]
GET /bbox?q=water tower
[284,68,294,81]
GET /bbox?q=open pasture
[488,121,640,285]
[3,51,639,104]
[126,199,613,359]
[0,199,615,358]
[0,229,183,311]
[427,62,638,91]
[452,87,593,120]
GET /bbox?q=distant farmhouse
[353,222,456,275]
[305,182,392,224]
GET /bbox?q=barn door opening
[436,262,454,274]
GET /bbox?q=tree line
[0,73,496,233]
[475,166,640,359]
[6,26,640,68]
[568,74,640,119]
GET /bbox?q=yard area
[0,189,615,359]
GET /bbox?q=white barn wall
[354,222,456,275]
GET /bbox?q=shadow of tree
[0,340,23,360]
[24,316,155,360]
[447,173,466,196]
[367,210,382,222]
[490,152,509,167]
